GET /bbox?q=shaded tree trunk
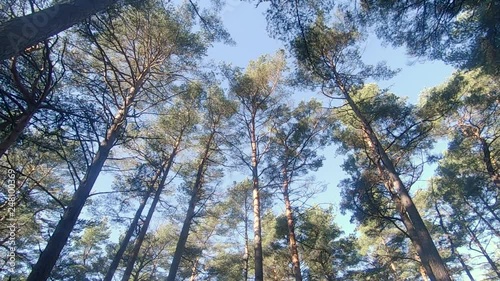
[281,168,302,281]
[250,119,264,281]
[103,188,152,281]
[243,192,250,281]
[26,85,140,281]
[0,0,117,60]
[166,131,215,281]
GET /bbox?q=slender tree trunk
[167,131,215,281]
[120,142,180,281]
[104,189,152,281]
[464,221,500,278]
[0,0,118,60]
[243,194,250,281]
[26,89,138,281]
[281,168,302,281]
[250,121,264,281]
[337,81,451,281]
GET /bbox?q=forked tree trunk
[0,0,117,60]
[104,188,152,281]
[167,130,215,281]
[337,80,451,281]
[121,141,181,281]
[281,168,302,281]
[27,85,141,281]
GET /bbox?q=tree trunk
[167,131,215,281]
[103,189,152,281]
[0,0,118,60]
[26,90,137,281]
[282,169,302,281]
[250,121,264,281]
[120,142,179,281]
[338,81,451,281]
[243,192,250,281]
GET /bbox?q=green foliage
[360,0,500,75]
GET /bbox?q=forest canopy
[0,0,498,280]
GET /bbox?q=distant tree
[0,0,231,61]
[267,99,333,281]
[120,85,203,281]
[166,87,235,281]
[205,180,256,281]
[227,51,287,281]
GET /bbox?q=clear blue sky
[207,1,456,234]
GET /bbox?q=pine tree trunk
[167,131,215,281]
[337,81,451,281]
[121,143,179,281]
[26,90,137,281]
[250,121,264,281]
[282,169,302,281]
[0,0,117,60]
[243,194,250,281]
[104,189,152,281]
